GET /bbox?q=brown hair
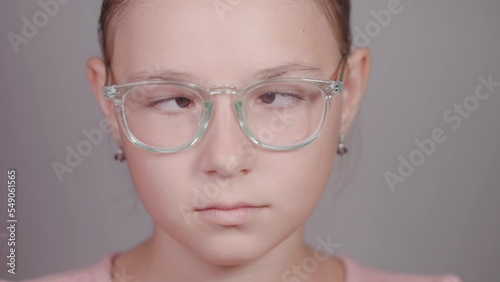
[98,0,352,67]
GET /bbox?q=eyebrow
[126,62,324,86]
[251,63,324,82]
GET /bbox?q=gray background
[1,0,499,281]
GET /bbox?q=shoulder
[1,253,116,282]
[336,255,463,282]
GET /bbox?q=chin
[191,232,272,266]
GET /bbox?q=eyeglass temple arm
[329,55,349,94]
[335,54,348,82]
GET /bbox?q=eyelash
[256,91,304,112]
[146,96,193,116]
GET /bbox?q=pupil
[176,97,190,108]
[261,93,276,104]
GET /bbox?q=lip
[196,202,263,211]
[195,204,266,226]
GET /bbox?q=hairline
[100,0,350,68]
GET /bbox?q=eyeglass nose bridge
[207,84,239,96]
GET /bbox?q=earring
[337,134,348,156]
[114,147,126,162]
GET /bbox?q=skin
[87,0,370,281]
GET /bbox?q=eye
[147,96,194,115]
[258,92,302,108]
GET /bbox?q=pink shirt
[2,253,462,282]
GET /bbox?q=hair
[97,0,352,67]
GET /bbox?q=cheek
[262,149,336,220]
[269,102,341,213]
[316,96,342,169]
[123,140,194,220]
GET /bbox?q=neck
[112,225,343,282]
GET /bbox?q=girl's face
[109,0,344,264]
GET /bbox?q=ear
[339,48,371,136]
[86,57,122,144]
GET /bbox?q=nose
[196,92,255,178]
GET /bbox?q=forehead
[111,0,339,86]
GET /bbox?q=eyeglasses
[104,56,348,153]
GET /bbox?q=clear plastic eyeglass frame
[104,56,348,153]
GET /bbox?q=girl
[14,0,462,281]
